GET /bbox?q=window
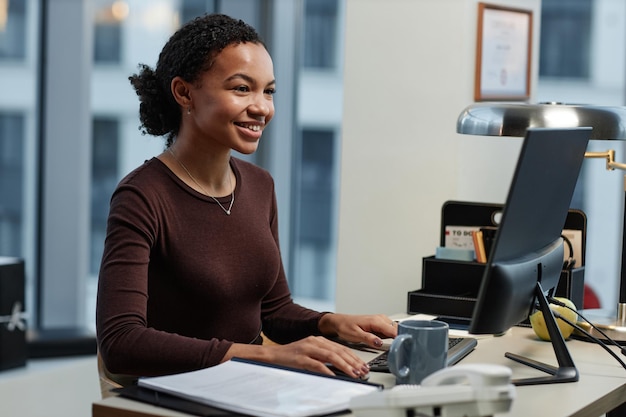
[0,113,24,256]
[0,0,38,335]
[539,0,592,79]
[303,0,338,69]
[94,21,121,64]
[90,118,119,275]
[0,0,26,60]
[290,129,337,300]
[93,1,125,64]
[181,0,217,25]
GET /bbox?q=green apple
[529,297,578,341]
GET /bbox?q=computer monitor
[468,127,591,385]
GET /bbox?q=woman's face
[187,42,276,155]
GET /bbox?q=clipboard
[113,385,244,416]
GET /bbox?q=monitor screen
[469,127,591,336]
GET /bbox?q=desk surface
[92,326,626,417]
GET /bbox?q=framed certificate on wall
[474,3,533,101]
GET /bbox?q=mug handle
[388,333,413,379]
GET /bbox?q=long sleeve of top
[96,157,325,377]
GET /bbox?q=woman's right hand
[224,336,370,379]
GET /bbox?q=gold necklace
[167,148,235,215]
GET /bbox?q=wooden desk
[92,326,626,417]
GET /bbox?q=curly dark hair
[129,13,265,147]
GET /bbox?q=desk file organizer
[407,201,586,321]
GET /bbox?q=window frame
[31,0,94,352]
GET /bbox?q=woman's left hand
[318,313,398,349]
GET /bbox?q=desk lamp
[457,101,626,343]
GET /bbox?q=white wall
[336,0,542,315]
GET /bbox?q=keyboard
[368,336,477,372]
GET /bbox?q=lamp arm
[584,150,626,171]
[585,149,626,319]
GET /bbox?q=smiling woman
[96,12,396,387]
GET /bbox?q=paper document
[138,358,381,417]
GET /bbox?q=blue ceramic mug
[388,320,449,385]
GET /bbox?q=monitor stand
[504,282,579,386]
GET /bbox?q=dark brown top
[96,157,324,377]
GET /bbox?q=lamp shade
[457,102,626,140]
